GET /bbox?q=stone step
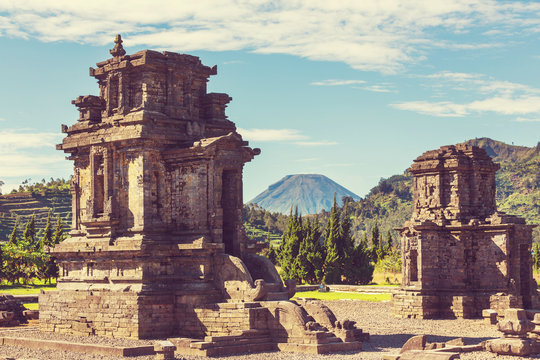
[170,334,276,356]
[192,335,272,349]
[277,340,362,354]
[265,292,289,301]
[205,341,276,356]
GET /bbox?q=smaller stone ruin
[393,144,538,319]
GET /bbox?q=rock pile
[485,308,540,356]
[0,295,28,326]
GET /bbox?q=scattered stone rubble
[485,308,540,356]
[0,295,29,326]
[393,144,538,319]
[382,334,483,360]
[38,35,366,355]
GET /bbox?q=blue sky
[1,1,540,200]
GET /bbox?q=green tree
[0,179,4,195]
[346,235,374,285]
[306,217,325,283]
[22,215,38,251]
[41,211,53,248]
[533,242,540,270]
[279,207,303,281]
[324,196,342,284]
[385,230,394,253]
[53,214,65,245]
[371,222,381,261]
[8,218,19,245]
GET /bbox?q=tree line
[266,196,398,285]
[1,212,64,284]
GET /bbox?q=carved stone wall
[393,144,538,319]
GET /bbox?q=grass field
[294,290,391,302]
[0,279,56,295]
[23,303,39,310]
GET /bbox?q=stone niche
[392,144,539,319]
[39,35,366,355]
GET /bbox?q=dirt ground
[0,300,539,359]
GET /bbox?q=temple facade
[392,144,538,319]
[39,36,366,355]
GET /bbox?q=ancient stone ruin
[39,35,366,355]
[393,144,538,319]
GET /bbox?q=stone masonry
[39,35,366,355]
[392,144,538,319]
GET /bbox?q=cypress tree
[41,211,53,249]
[385,230,394,253]
[347,238,375,285]
[53,214,65,245]
[534,243,540,270]
[22,215,37,251]
[8,218,19,245]
[279,206,303,281]
[370,222,380,262]
[295,220,312,284]
[324,196,341,284]
[307,216,325,283]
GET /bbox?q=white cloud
[295,141,338,147]
[2,1,540,73]
[394,71,540,118]
[237,128,307,142]
[392,101,469,117]
[326,163,352,167]
[516,117,540,122]
[311,79,366,86]
[0,129,68,181]
[0,130,61,152]
[362,84,395,93]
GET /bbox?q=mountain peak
[248,174,360,215]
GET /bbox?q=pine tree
[534,243,540,270]
[41,211,53,249]
[370,222,380,262]
[347,239,375,285]
[53,214,65,245]
[376,234,386,262]
[385,230,394,253]
[295,220,312,284]
[324,195,342,284]
[279,206,303,281]
[22,215,37,251]
[8,218,19,245]
[307,216,325,283]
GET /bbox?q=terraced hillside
[0,188,71,241]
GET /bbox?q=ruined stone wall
[40,291,141,338]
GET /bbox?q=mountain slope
[464,137,540,163]
[249,174,360,215]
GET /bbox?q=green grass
[294,291,391,302]
[0,279,56,295]
[23,303,38,310]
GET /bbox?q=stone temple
[39,35,366,355]
[392,144,539,319]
